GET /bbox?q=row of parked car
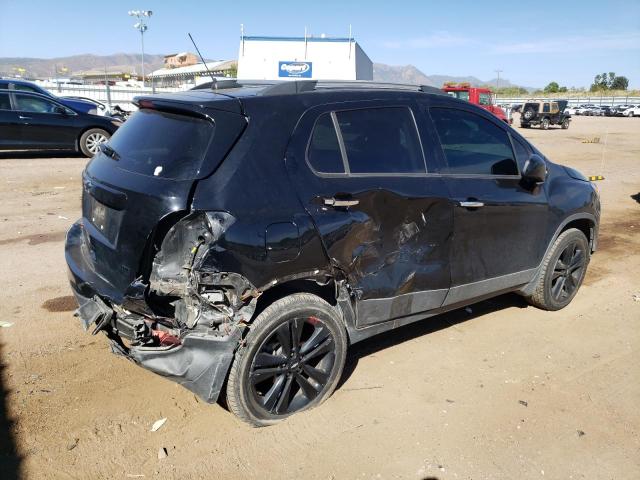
[565,104,640,116]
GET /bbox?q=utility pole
[494,69,503,91]
[128,10,153,87]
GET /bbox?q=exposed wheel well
[560,218,594,250]
[253,278,338,320]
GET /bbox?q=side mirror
[522,154,547,184]
[54,106,68,115]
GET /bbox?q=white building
[237,35,373,81]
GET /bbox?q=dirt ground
[0,115,639,480]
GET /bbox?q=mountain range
[0,53,532,89]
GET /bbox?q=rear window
[105,109,215,180]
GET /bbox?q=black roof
[134,79,449,115]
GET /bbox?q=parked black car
[0,79,102,115]
[65,80,600,426]
[0,90,120,156]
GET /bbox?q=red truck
[442,83,511,124]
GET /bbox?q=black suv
[65,80,600,426]
[520,100,571,129]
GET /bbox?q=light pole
[128,10,152,87]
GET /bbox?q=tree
[544,81,560,93]
[611,76,629,90]
[590,72,630,91]
[590,73,609,91]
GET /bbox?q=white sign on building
[237,35,373,81]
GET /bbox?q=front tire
[525,228,589,311]
[225,293,348,427]
[561,119,570,129]
[79,128,110,157]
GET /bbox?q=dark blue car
[0,79,102,114]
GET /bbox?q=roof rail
[190,79,447,96]
[314,80,445,95]
[257,80,447,96]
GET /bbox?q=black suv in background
[0,90,119,156]
[65,80,600,426]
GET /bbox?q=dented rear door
[286,99,453,327]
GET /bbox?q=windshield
[102,109,215,180]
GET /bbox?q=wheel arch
[253,277,339,322]
[518,212,597,296]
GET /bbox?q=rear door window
[430,107,518,176]
[307,113,344,173]
[335,107,425,174]
[104,109,215,180]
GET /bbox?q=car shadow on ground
[631,193,640,204]
[0,150,83,160]
[336,293,529,391]
[0,342,21,480]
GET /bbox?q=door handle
[458,201,485,208]
[18,115,32,120]
[323,197,359,207]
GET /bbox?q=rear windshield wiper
[99,143,120,161]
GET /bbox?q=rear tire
[79,128,110,157]
[225,293,348,427]
[525,228,589,311]
[541,118,550,130]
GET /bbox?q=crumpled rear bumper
[65,221,239,404]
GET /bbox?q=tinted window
[104,109,214,180]
[0,93,10,110]
[542,103,550,113]
[14,94,58,113]
[307,113,344,173]
[430,108,518,175]
[335,107,425,174]
[13,84,39,93]
[512,137,529,170]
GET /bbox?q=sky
[1,0,639,88]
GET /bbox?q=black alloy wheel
[550,241,586,303]
[249,316,335,415]
[225,293,347,426]
[524,228,589,311]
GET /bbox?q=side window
[14,94,58,113]
[13,84,39,93]
[542,103,550,113]
[430,107,519,176]
[478,92,492,106]
[0,93,11,110]
[512,136,530,171]
[307,113,344,174]
[335,107,425,174]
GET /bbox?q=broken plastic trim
[148,211,259,330]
